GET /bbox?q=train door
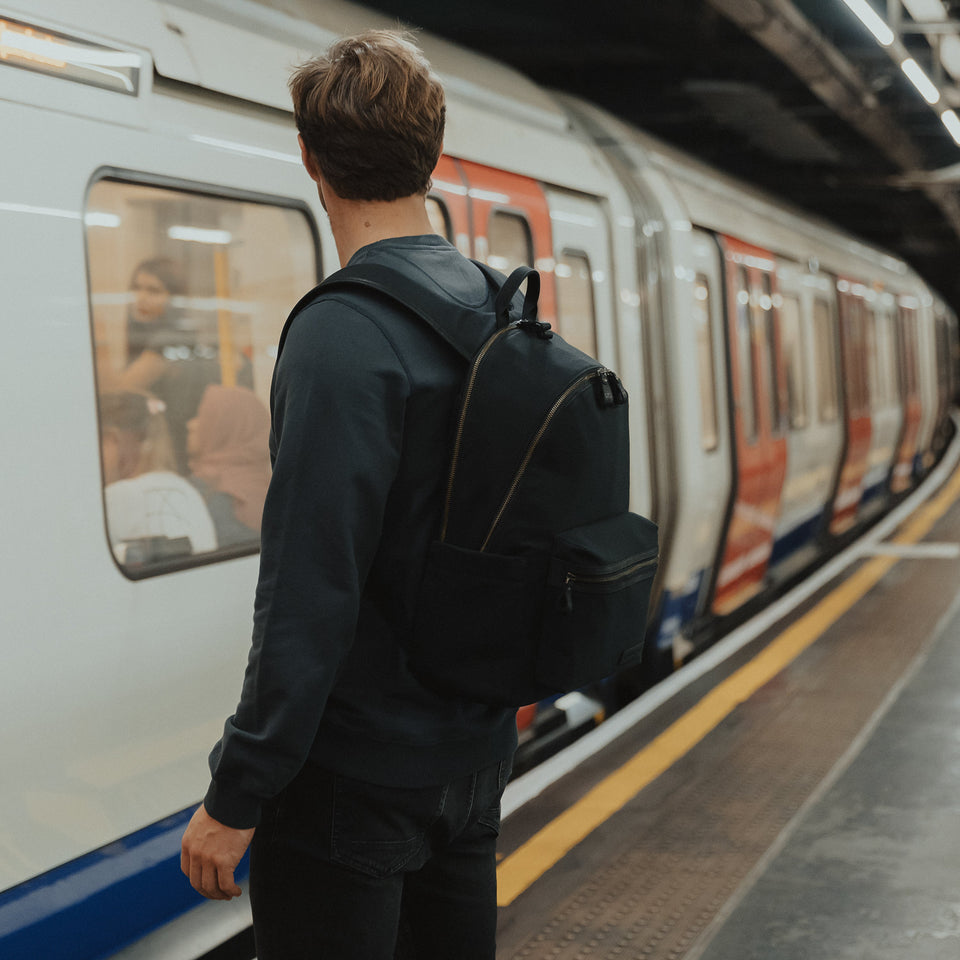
[712,237,787,615]
[457,159,557,324]
[861,292,900,515]
[427,155,471,256]
[769,261,839,579]
[829,280,873,533]
[665,229,731,652]
[891,298,921,492]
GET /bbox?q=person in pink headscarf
[186,385,272,548]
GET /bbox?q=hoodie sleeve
[203,297,409,828]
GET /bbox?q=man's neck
[327,193,435,267]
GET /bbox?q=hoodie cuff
[203,779,262,829]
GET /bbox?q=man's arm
[181,301,408,895]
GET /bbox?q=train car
[560,95,956,670]
[0,1,955,957]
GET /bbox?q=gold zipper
[440,326,514,542]
[480,369,602,552]
[561,556,658,613]
[566,555,658,586]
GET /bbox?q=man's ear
[298,135,321,184]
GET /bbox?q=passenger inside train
[112,256,255,473]
[185,384,271,548]
[98,391,217,562]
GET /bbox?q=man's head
[290,31,445,203]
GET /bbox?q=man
[180,30,517,960]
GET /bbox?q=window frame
[555,246,599,359]
[485,207,534,274]
[85,168,321,580]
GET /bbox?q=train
[0,0,957,957]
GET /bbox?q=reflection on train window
[426,196,452,241]
[86,179,317,575]
[693,273,718,451]
[779,294,807,429]
[735,266,757,443]
[760,273,782,433]
[813,298,839,422]
[555,250,597,358]
[486,210,533,274]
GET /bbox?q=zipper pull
[594,370,615,407]
[560,574,575,614]
[610,374,627,405]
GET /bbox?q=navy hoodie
[204,235,518,829]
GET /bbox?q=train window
[876,307,898,406]
[759,273,782,433]
[813,298,839,423]
[735,266,757,443]
[693,273,719,451]
[779,294,807,429]
[555,250,598,358]
[426,196,453,242]
[864,304,889,407]
[486,210,533,274]
[899,306,918,397]
[86,178,318,577]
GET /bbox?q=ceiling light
[840,0,895,46]
[901,57,941,103]
[941,109,960,145]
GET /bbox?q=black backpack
[280,260,659,707]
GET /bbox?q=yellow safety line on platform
[496,466,960,906]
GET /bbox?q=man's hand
[181,804,255,901]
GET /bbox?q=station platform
[495,461,960,960]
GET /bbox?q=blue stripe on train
[769,510,824,567]
[0,806,249,960]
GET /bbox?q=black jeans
[249,757,511,959]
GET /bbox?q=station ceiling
[356,0,960,311]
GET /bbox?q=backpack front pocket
[536,513,658,692]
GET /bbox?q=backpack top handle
[495,266,540,329]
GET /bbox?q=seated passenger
[118,258,253,473]
[99,391,217,559]
[186,385,272,548]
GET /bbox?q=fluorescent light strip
[84,212,120,228]
[167,226,232,244]
[840,0,895,46]
[942,109,960,145]
[901,57,941,104]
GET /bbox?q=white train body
[0,1,955,957]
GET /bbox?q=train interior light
[0,17,141,94]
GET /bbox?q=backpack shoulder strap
[274,260,539,364]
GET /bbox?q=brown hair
[289,30,445,202]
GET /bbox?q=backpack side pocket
[536,513,658,693]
